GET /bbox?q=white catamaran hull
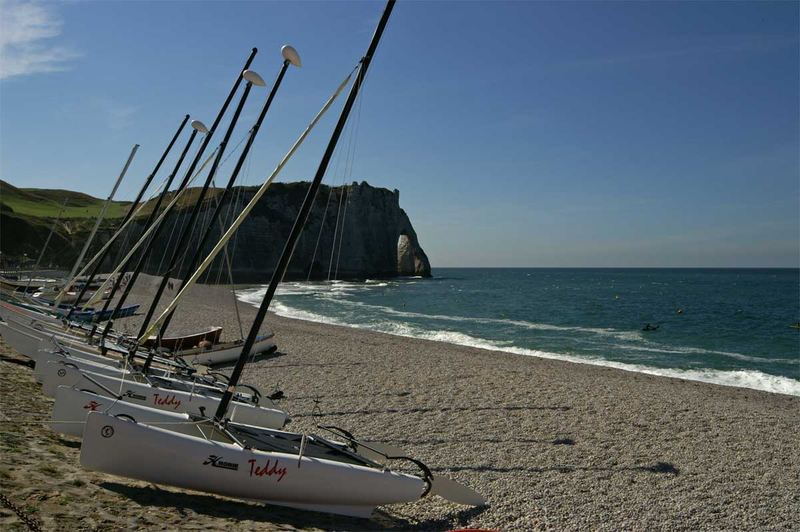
[0,299,63,327]
[0,311,100,360]
[30,339,133,378]
[5,304,277,368]
[39,359,252,403]
[81,412,426,518]
[52,386,200,438]
[173,335,277,365]
[39,359,132,394]
[0,320,45,360]
[52,366,288,429]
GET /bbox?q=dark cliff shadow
[433,461,679,476]
[98,481,486,531]
[293,404,571,418]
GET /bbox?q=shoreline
[235,285,800,398]
[271,311,800,397]
[1,276,798,530]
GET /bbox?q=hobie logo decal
[83,400,102,411]
[153,393,181,410]
[124,390,146,401]
[248,459,287,482]
[203,455,239,471]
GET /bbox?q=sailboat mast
[24,198,68,293]
[63,144,139,291]
[100,60,259,343]
[214,0,396,421]
[134,69,354,346]
[71,50,258,323]
[63,116,190,316]
[91,125,201,339]
[140,53,298,350]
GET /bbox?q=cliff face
[2,181,431,282]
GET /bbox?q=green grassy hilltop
[0,179,135,268]
[0,180,131,219]
[0,179,241,268]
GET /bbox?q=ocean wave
[270,301,347,327]
[608,342,793,364]
[240,285,784,364]
[308,296,645,342]
[251,294,800,397]
[301,294,790,364]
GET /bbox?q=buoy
[677,309,684,314]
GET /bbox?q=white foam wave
[270,301,347,327]
[608,343,792,364]
[301,295,791,364]
[312,296,644,342]
[249,294,800,397]
[241,285,785,363]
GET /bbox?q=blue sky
[1,0,797,267]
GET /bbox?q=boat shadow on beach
[293,404,571,418]
[56,436,82,449]
[433,461,680,476]
[0,353,34,368]
[212,349,289,369]
[387,436,577,447]
[99,481,488,531]
[213,351,368,370]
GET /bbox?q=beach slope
[1,279,797,530]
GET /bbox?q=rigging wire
[305,107,355,282]
[306,186,335,281]
[334,65,368,281]
[135,131,251,334]
[25,198,68,292]
[325,100,360,281]
[284,63,366,285]
[227,155,249,340]
[139,65,357,345]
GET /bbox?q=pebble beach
[1,275,798,530]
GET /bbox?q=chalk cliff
[116,181,431,282]
[2,181,432,282]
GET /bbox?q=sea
[238,268,800,396]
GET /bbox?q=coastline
[1,277,798,530]
[263,296,800,397]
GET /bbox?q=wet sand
[1,277,798,530]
